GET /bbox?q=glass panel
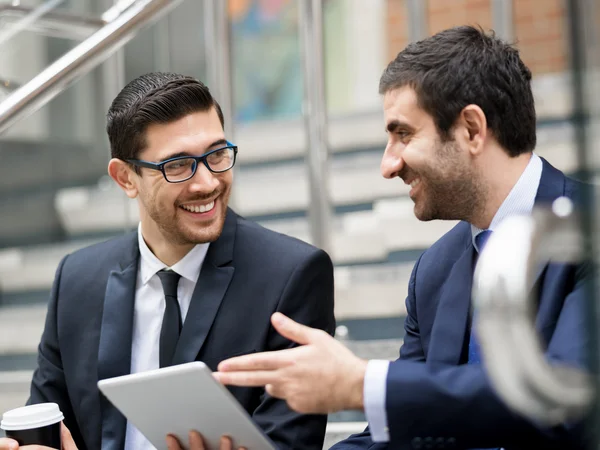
[229,0,302,123]
[228,0,388,123]
[323,0,387,116]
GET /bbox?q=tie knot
[475,229,493,253]
[157,269,181,298]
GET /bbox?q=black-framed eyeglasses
[127,141,238,183]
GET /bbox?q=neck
[470,151,533,229]
[140,221,194,267]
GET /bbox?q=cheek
[402,140,430,167]
[218,172,233,191]
[144,180,179,208]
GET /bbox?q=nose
[380,142,404,179]
[187,162,220,192]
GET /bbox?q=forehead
[141,108,224,160]
[383,86,433,129]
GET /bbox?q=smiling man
[214,26,591,450]
[14,72,335,450]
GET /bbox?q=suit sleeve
[329,255,425,450]
[27,255,86,449]
[248,248,335,450]
[397,255,425,362]
[383,264,590,450]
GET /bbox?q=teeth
[410,179,420,188]
[181,200,215,213]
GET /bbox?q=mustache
[176,190,221,205]
[398,166,418,182]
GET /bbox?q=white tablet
[97,361,276,450]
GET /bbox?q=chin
[413,204,436,222]
[182,220,225,244]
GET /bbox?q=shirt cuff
[363,359,390,442]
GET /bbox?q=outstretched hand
[215,312,367,414]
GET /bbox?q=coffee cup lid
[1,403,64,431]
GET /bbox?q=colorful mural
[229,0,303,123]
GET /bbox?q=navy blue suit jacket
[27,208,335,450]
[332,158,591,450]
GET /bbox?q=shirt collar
[471,153,543,251]
[137,223,210,285]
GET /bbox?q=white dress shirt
[124,224,210,450]
[364,153,544,442]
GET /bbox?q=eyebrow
[386,120,416,134]
[159,138,228,161]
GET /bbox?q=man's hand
[215,312,368,414]
[0,422,77,450]
[166,431,246,450]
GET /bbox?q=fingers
[0,437,19,450]
[219,436,232,450]
[219,435,248,450]
[19,444,61,450]
[217,350,292,372]
[214,370,279,387]
[188,431,205,450]
[60,423,77,450]
[170,431,239,450]
[265,383,286,400]
[270,313,323,345]
[166,434,184,450]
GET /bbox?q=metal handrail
[300,0,332,254]
[0,5,103,40]
[0,0,185,136]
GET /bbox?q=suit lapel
[97,233,139,450]
[428,237,476,366]
[535,157,567,206]
[529,157,568,288]
[172,208,237,365]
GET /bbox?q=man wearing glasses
[4,72,335,450]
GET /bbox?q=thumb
[271,313,321,345]
[61,422,78,450]
[0,438,19,450]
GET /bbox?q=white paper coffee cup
[1,403,64,448]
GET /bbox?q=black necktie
[157,269,182,368]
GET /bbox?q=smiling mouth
[403,178,421,189]
[179,200,216,213]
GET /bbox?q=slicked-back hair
[379,26,536,157]
[107,72,225,161]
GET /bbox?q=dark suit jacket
[332,158,591,450]
[28,208,335,450]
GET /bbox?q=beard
[402,139,486,222]
[141,185,231,246]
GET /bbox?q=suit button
[424,437,434,448]
[411,437,423,449]
[447,437,456,448]
[435,437,445,448]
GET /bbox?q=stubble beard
[144,187,231,246]
[411,141,487,223]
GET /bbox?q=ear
[456,104,487,156]
[108,159,139,199]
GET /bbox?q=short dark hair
[107,72,224,160]
[379,26,536,157]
